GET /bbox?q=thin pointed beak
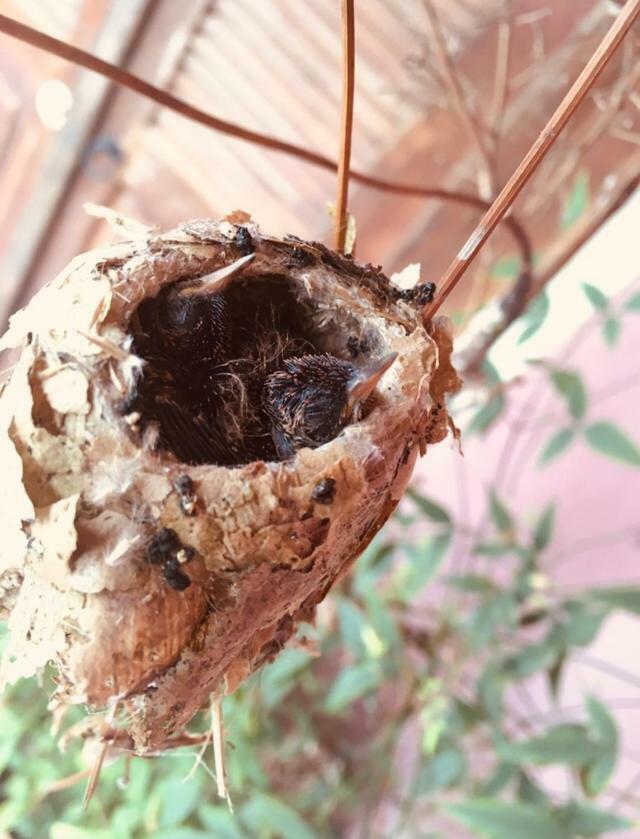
[346,352,398,413]
[179,252,255,297]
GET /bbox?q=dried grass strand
[210,697,232,812]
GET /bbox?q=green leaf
[337,598,367,657]
[585,754,617,799]
[159,778,201,827]
[259,649,311,709]
[550,370,587,419]
[555,802,630,837]
[491,255,521,280]
[353,540,395,596]
[489,490,513,533]
[562,171,589,228]
[416,747,466,794]
[478,661,504,725]
[584,422,640,467]
[587,586,640,615]
[467,593,515,650]
[240,793,319,839]
[477,762,517,796]
[587,695,617,746]
[473,542,515,558]
[539,427,575,465]
[324,661,381,714]
[624,290,640,311]
[584,696,618,795]
[483,358,503,384]
[518,772,549,807]
[363,588,401,650]
[548,653,566,698]
[446,574,496,593]
[407,488,452,524]
[497,724,600,766]
[603,317,621,347]
[447,799,568,839]
[561,601,607,646]
[468,393,506,435]
[518,291,550,344]
[199,805,246,838]
[504,638,561,679]
[447,699,485,734]
[582,283,608,311]
[357,539,394,573]
[533,504,555,551]
[398,534,451,601]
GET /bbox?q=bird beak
[346,352,398,413]
[179,252,255,297]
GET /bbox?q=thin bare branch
[335,0,356,253]
[422,0,495,197]
[609,125,640,145]
[0,14,492,215]
[0,12,536,266]
[424,0,640,319]
[489,0,513,164]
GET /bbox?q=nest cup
[0,211,460,752]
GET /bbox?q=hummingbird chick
[263,352,397,458]
[153,252,255,364]
[128,253,257,465]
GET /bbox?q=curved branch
[0,13,530,260]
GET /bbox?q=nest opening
[125,270,381,468]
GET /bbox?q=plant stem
[335,0,355,253]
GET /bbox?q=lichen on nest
[0,208,460,753]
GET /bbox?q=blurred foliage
[561,172,590,230]
[1,287,639,838]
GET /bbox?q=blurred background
[0,0,639,837]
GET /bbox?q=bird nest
[0,209,460,753]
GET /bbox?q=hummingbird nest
[0,209,460,753]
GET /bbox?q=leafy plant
[0,270,637,839]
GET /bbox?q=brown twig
[423,0,496,198]
[489,0,513,166]
[0,11,536,266]
[424,0,640,319]
[335,0,355,253]
[0,14,501,219]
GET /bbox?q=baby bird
[128,253,255,465]
[263,352,397,458]
[152,252,255,365]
